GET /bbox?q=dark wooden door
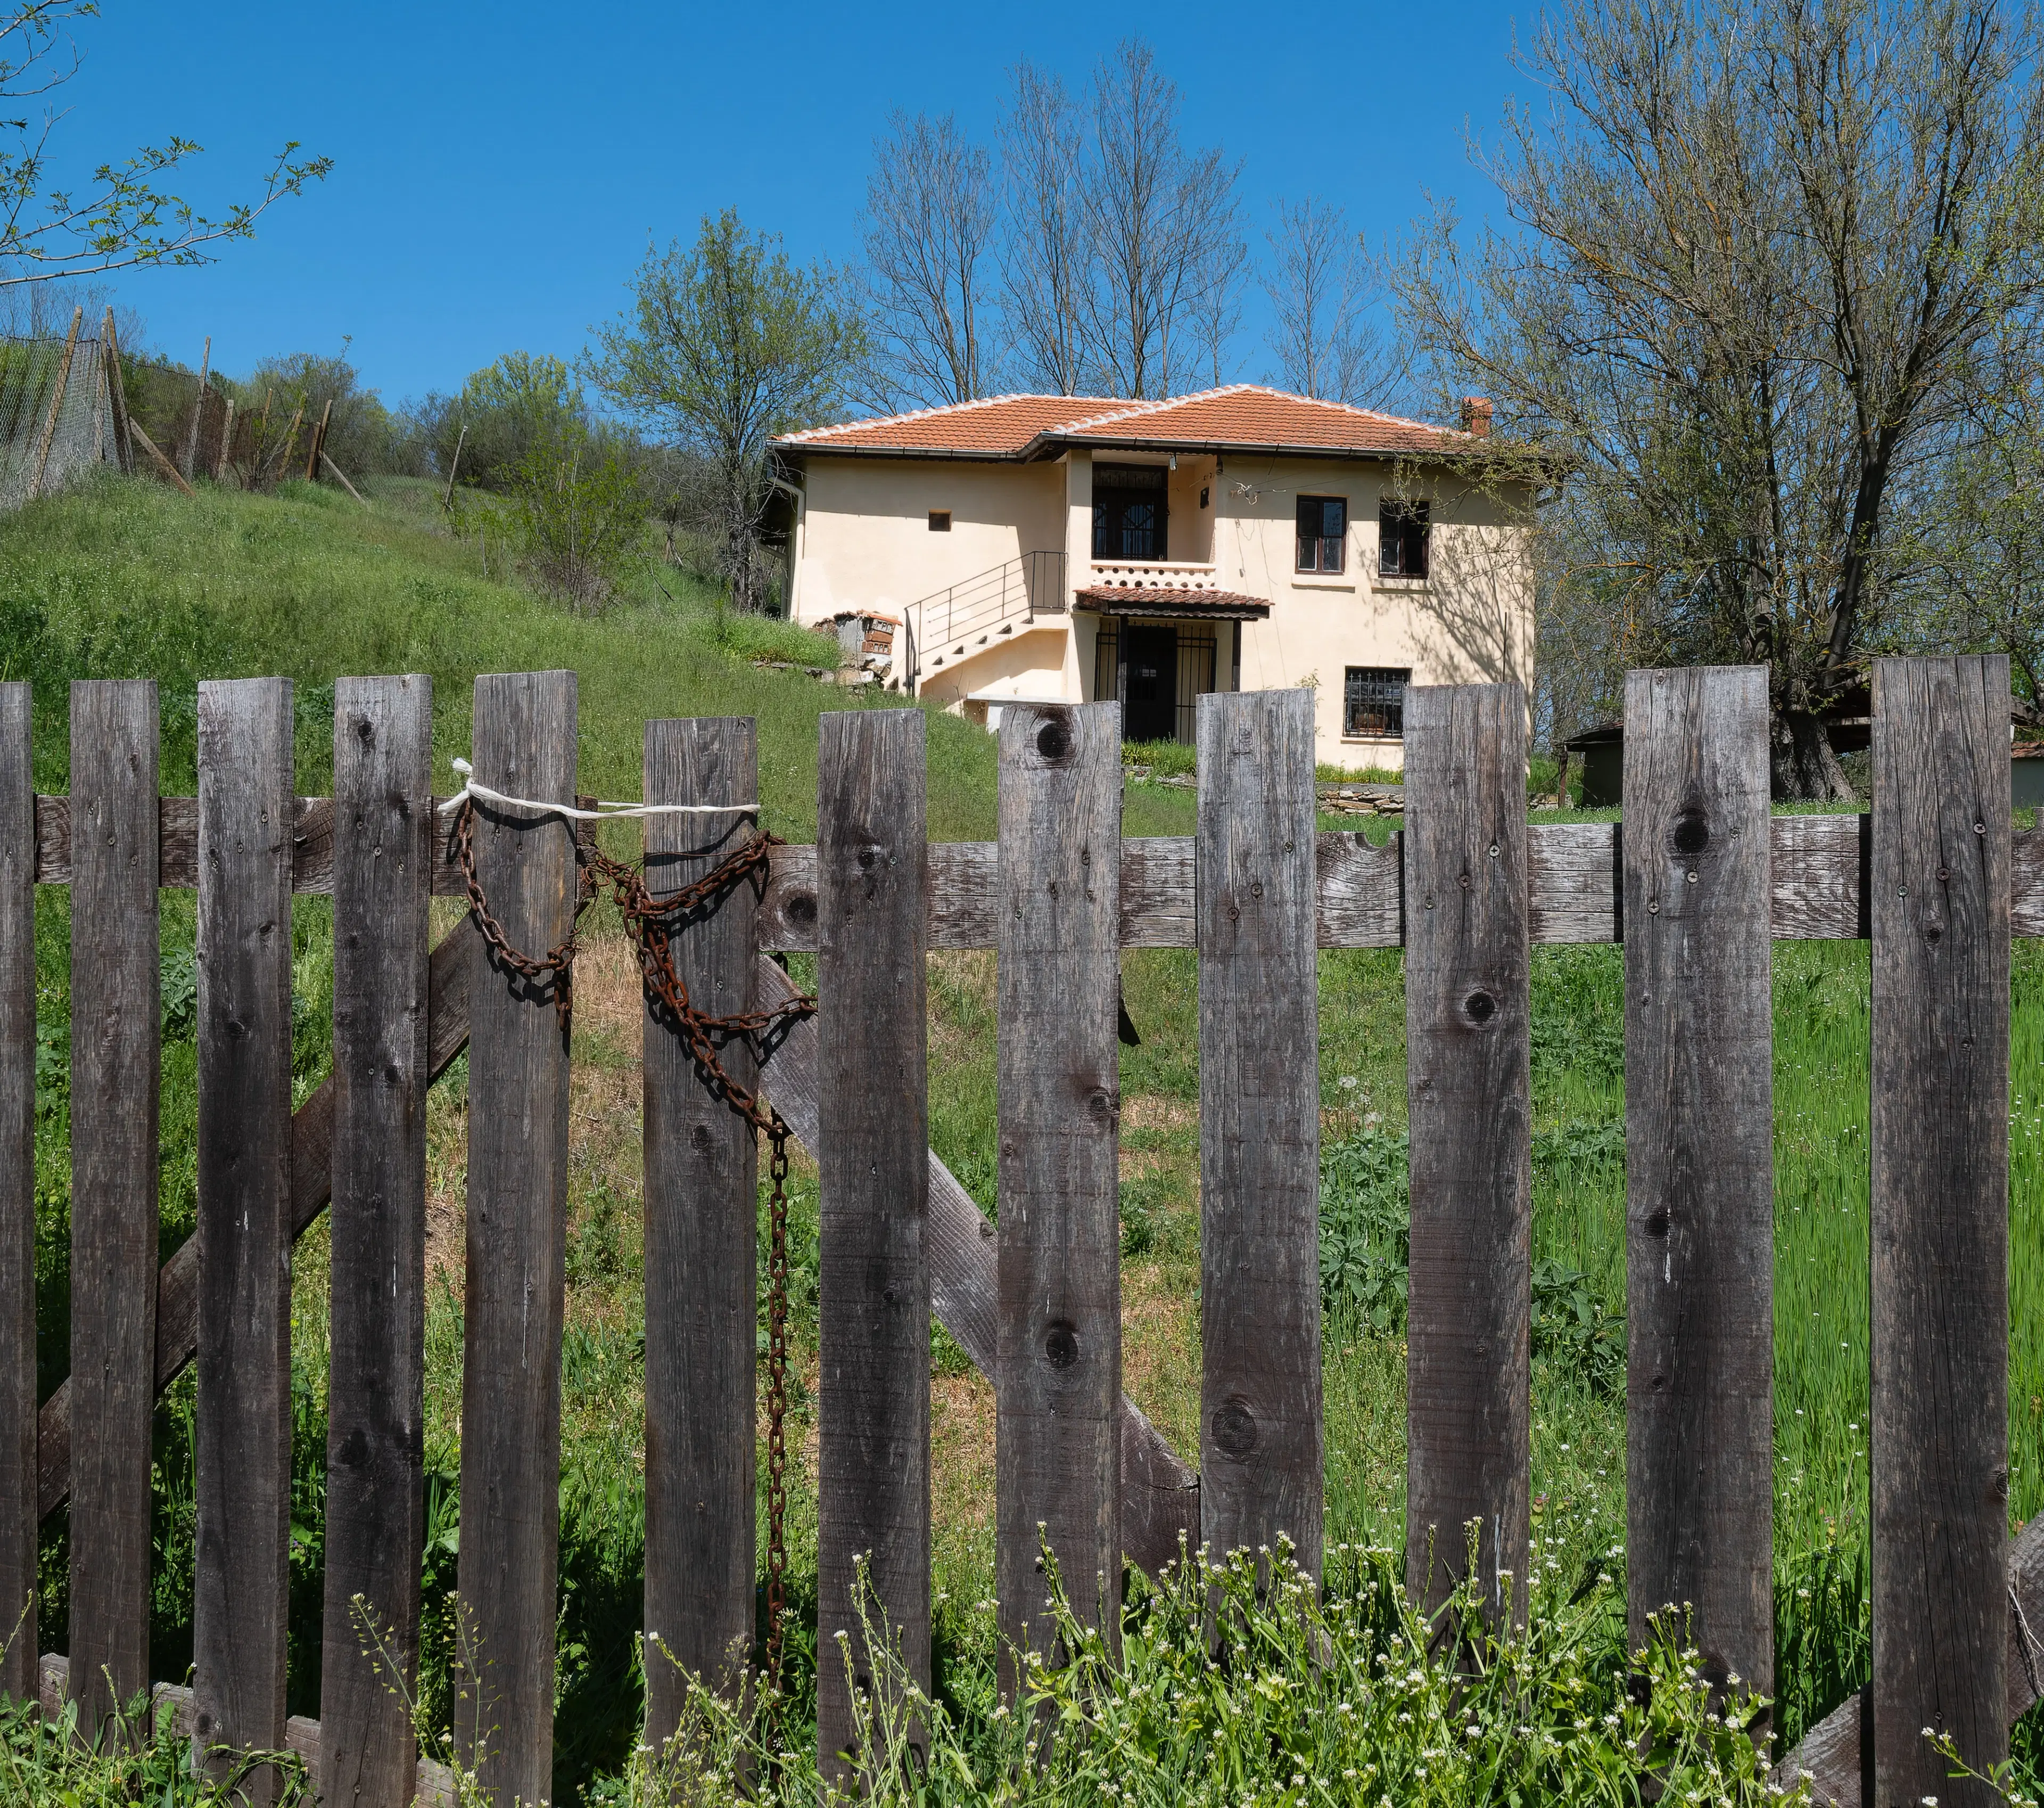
[1124,627,1177,742]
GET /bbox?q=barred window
[1344,667,1409,739]
[1378,500,1429,578]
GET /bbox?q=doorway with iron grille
[1092,619,1219,744]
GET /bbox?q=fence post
[1403,683,1530,1618]
[320,675,433,1808]
[0,684,30,1703]
[996,701,1122,1684]
[192,678,295,1796]
[642,718,760,1732]
[67,679,159,1736]
[815,708,929,1784]
[1871,655,2010,1804]
[456,670,576,1806]
[1197,688,1321,1579]
[1623,665,1774,1695]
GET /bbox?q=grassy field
[9,470,2043,1798]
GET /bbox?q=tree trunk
[1770,709,1855,802]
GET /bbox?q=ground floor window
[1094,620,1221,745]
[1344,666,1410,738]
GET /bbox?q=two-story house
[769,384,1533,768]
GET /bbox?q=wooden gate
[0,658,2036,1806]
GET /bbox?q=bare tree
[857,110,998,410]
[1078,39,1240,398]
[1390,0,2044,798]
[999,63,1090,396]
[1262,198,1396,405]
[1182,225,1247,392]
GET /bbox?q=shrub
[509,440,648,612]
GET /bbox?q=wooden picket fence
[0,660,2038,1807]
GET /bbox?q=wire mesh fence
[0,327,120,513]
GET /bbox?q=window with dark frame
[1344,667,1410,739]
[1378,500,1429,578]
[928,510,951,532]
[1092,463,1168,559]
[1296,495,1346,573]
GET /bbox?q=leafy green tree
[414,351,588,494]
[0,2,328,289]
[583,208,862,612]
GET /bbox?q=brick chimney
[1461,396,1494,437]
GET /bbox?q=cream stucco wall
[1206,457,1534,770]
[786,448,1534,769]
[792,457,1065,625]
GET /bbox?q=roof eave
[1032,432,1489,463]
[767,441,1037,463]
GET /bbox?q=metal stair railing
[906,550,1066,691]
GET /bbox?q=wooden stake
[101,310,134,476]
[305,398,332,483]
[216,397,235,483]
[319,449,368,507]
[127,418,196,498]
[442,423,466,508]
[27,307,83,500]
[180,335,210,481]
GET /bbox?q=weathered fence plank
[319,676,432,1808]
[193,679,295,1793]
[1197,688,1322,1576]
[1623,665,1773,1695]
[0,684,31,1700]
[1871,655,2010,1806]
[643,719,760,1729]
[457,671,576,1806]
[815,709,930,1781]
[67,679,159,1735]
[1403,683,1530,1617]
[996,702,1122,1680]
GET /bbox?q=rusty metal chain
[455,799,814,1692]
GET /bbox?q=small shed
[1563,722,1625,808]
[2017,742,2044,810]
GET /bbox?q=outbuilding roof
[774,384,1482,463]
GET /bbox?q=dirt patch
[1123,1095,1196,1133]
[1120,1263,1202,1462]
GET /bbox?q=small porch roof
[1075,586,1270,621]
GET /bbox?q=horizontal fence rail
[0,661,2033,1808]
[23,796,2044,946]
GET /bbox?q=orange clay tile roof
[773,384,1476,460]
[774,393,1130,455]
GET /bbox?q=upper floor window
[1379,499,1430,578]
[1344,667,1410,739]
[928,510,951,531]
[1093,463,1167,560]
[1296,496,1347,573]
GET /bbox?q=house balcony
[1086,559,1222,593]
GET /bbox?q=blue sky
[62,1,1535,408]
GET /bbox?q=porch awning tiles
[1074,586,1271,621]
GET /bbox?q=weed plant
[602,1541,1798,1807]
[0,1685,310,1805]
